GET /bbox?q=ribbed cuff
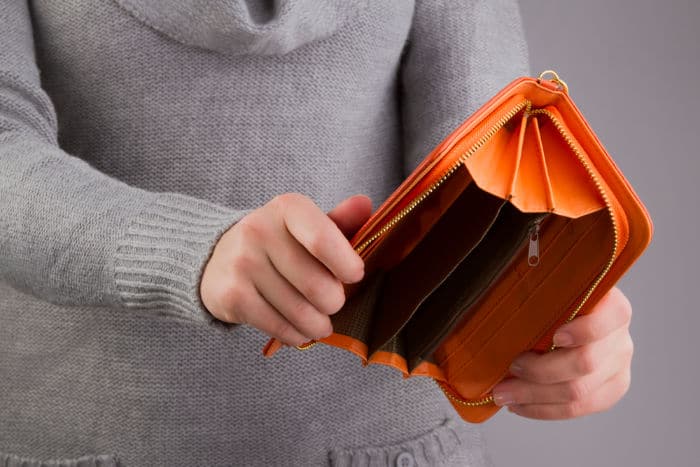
[112,193,250,324]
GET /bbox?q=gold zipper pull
[528,220,541,267]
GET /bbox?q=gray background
[482,1,700,466]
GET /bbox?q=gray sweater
[0,0,530,465]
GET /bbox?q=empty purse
[262,71,653,423]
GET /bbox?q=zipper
[298,84,620,408]
[529,108,619,352]
[528,217,543,267]
[355,100,531,254]
[352,99,617,407]
[440,107,619,408]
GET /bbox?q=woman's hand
[200,193,372,346]
[492,287,634,420]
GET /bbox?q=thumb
[327,194,373,239]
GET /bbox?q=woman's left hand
[491,286,634,420]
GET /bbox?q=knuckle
[286,295,331,339]
[234,216,265,243]
[300,278,325,305]
[285,300,331,339]
[272,192,306,211]
[564,379,590,402]
[221,282,244,307]
[290,299,332,339]
[303,278,345,314]
[230,252,257,274]
[271,192,291,208]
[289,296,316,321]
[562,402,583,419]
[216,298,244,324]
[576,348,598,375]
[618,294,633,325]
[306,229,331,259]
[223,306,245,325]
[581,320,601,340]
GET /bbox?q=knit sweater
[0,0,530,465]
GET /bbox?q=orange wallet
[263,71,653,423]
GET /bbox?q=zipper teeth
[444,109,619,407]
[347,98,618,409]
[355,100,528,408]
[529,108,619,351]
[355,100,531,254]
[437,381,494,407]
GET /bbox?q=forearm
[0,0,249,323]
[0,129,249,319]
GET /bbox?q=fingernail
[553,332,573,347]
[509,361,524,376]
[493,392,515,407]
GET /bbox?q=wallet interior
[330,109,613,374]
[331,163,549,369]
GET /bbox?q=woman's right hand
[200,193,372,346]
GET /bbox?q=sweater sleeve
[399,0,532,176]
[0,0,250,325]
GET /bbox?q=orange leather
[262,74,653,423]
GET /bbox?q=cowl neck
[113,0,366,55]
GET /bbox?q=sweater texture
[0,0,530,465]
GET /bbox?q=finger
[510,326,631,384]
[552,286,632,348]
[277,193,364,283]
[252,253,333,340]
[265,224,346,316]
[327,194,373,238]
[506,369,631,420]
[228,281,308,347]
[493,356,620,406]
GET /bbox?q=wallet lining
[368,182,509,355]
[402,204,547,370]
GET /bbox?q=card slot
[444,212,613,398]
[367,182,507,355]
[437,210,608,369]
[402,204,547,371]
[332,166,473,352]
[361,165,473,272]
[537,113,603,217]
[510,115,556,212]
[330,269,387,346]
[430,215,572,366]
[463,108,604,218]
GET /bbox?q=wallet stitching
[446,214,608,391]
[435,215,572,364]
[369,179,498,354]
[405,204,531,368]
[443,212,604,370]
[480,263,604,392]
[518,216,616,352]
[448,213,604,372]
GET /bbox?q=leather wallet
[263,71,653,423]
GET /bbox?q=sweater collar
[113,0,366,55]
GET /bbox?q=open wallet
[262,71,653,423]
